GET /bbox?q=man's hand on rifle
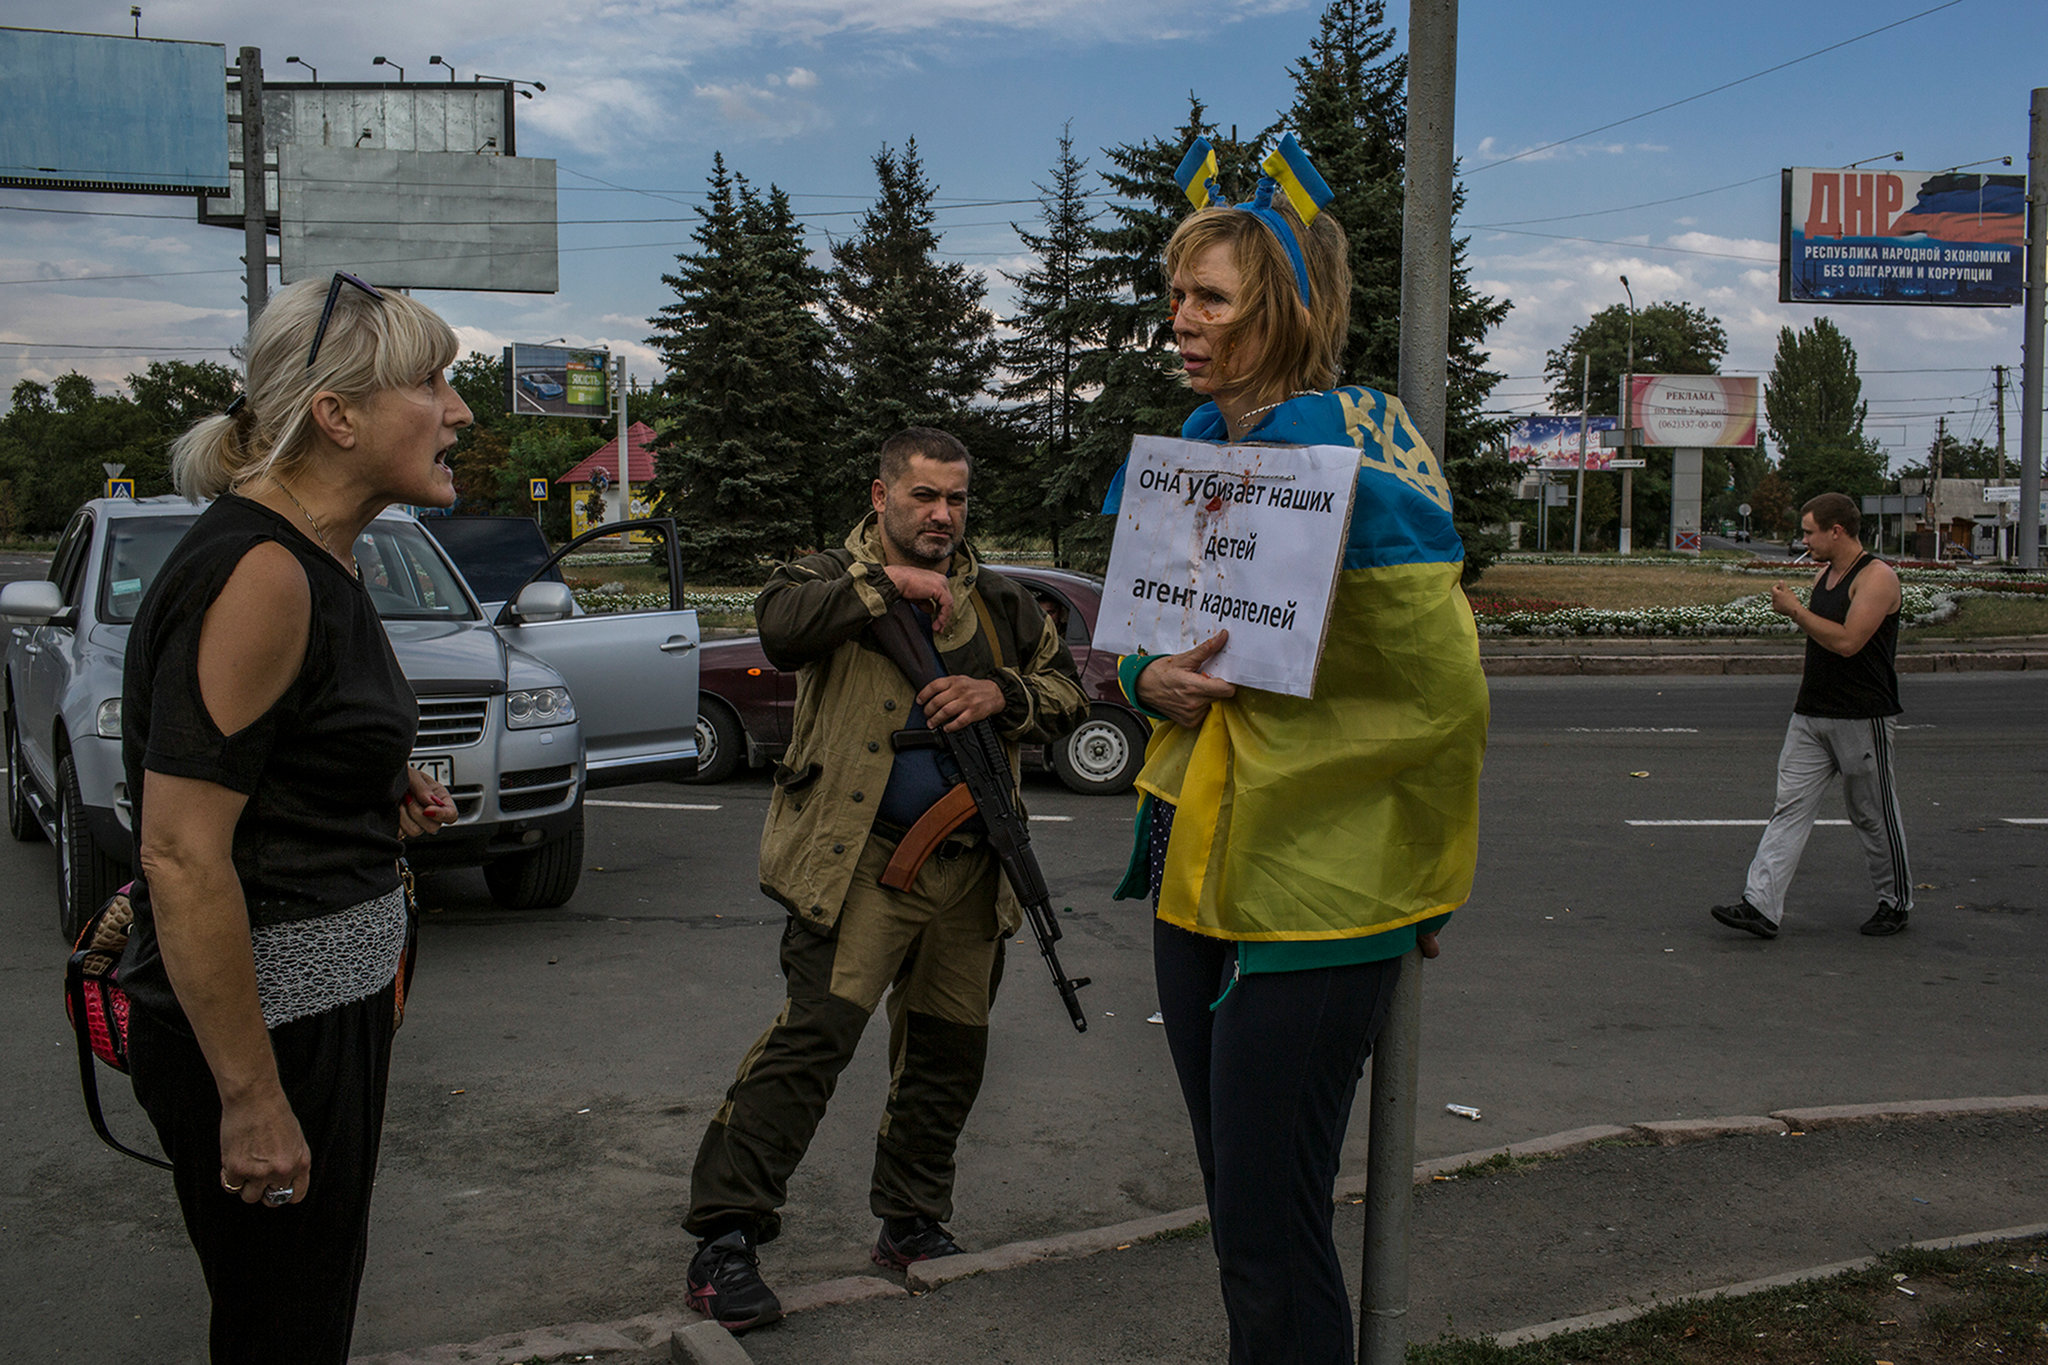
[1137,630,1237,729]
[918,675,1005,731]
[884,565,955,632]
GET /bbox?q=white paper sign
[1093,435,1359,698]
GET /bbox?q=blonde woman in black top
[122,272,464,1362]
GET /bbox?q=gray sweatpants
[1743,713,1911,926]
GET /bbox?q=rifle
[868,597,1091,1032]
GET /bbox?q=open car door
[492,518,700,787]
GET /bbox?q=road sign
[105,478,135,499]
[1608,458,1647,469]
[1984,486,2022,504]
[1738,503,1751,517]
[530,478,550,501]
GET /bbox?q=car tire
[482,815,585,910]
[686,698,745,785]
[1051,707,1147,796]
[56,752,126,942]
[7,705,43,843]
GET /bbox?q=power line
[1465,0,1964,175]
[1472,226,1774,263]
[1464,173,1778,229]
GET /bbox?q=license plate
[413,755,454,787]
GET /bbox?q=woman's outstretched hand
[1136,630,1237,729]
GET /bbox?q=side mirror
[0,580,66,626]
[509,581,575,624]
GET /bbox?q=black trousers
[128,982,396,1365]
[1155,920,1401,1365]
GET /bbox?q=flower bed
[1475,584,1954,637]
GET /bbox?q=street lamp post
[429,54,457,81]
[372,56,405,81]
[285,55,317,80]
[1620,274,1636,556]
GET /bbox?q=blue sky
[2,0,2041,472]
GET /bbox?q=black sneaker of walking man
[872,1215,964,1270]
[686,1227,781,1332]
[1860,901,1909,936]
[1710,900,1778,939]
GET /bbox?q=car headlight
[96,698,122,739]
[505,686,575,729]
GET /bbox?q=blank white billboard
[279,148,558,293]
[0,28,228,193]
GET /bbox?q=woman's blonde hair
[170,276,460,500]
[1163,198,1351,411]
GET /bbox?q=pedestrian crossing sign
[530,478,550,501]
[106,478,135,500]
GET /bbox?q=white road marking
[2003,818,2048,825]
[588,799,722,812]
[1565,727,1699,733]
[1030,815,1073,822]
[1628,819,1849,827]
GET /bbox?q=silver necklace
[1231,390,1321,434]
[268,476,353,571]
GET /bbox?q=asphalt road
[4,666,2046,1360]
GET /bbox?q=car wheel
[56,752,127,942]
[482,815,585,910]
[686,699,745,785]
[1051,708,1147,796]
[7,705,43,843]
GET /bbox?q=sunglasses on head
[305,271,383,371]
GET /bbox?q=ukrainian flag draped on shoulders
[1111,386,1489,942]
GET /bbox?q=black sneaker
[1860,902,1909,936]
[872,1215,964,1270]
[1710,900,1778,939]
[686,1229,781,1332]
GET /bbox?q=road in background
[3,632,2044,1357]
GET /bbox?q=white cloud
[783,66,820,89]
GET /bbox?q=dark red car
[691,564,1150,794]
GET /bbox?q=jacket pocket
[774,760,823,793]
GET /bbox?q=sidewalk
[1479,633,2048,676]
[357,1098,2048,1365]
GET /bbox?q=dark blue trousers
[1155,919,1401,1365]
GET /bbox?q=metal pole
[1368,2,1455,1361]
[1995,364,2008,560]
[2020,88,2046,569]
[1573,353,1590,553]
[236,47,268,326]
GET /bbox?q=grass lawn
[1412,1235,2048,1364]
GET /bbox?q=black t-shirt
[1793,552,1902,719]
[119,496,417,1020]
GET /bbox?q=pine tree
[1278,0,1514,578]
[993,125,1110,560]
[1764,317,1887,503]
[648,155,834,576]
[824,140,998,534]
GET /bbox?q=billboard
[505,344,610,419]
[200,80,518,229]
[1628,376,1758,448]
[1508,415,1620,471]
[1780,166,2024,307]
[0,28,228,193]
[279,148,558,292]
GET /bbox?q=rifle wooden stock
[867,597,1091,1032]
[879,781,978,891]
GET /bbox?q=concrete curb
[351,1094,2048,1365]
[1489,1220,2048,1349]
[1482,650,2048,676]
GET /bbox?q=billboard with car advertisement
[1780,166,2024,306]
[1508,415,1620,471]
[1628,375,1758,448]
[504,344,609,419]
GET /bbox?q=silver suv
[2,497,701,939]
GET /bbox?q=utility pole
[1932,414,1946,558]
[1996,364,2008,559]
[231,47,269,325]
[1367,3,1455,1361]
[2021,87,2046,569]
[1572,353,1590,554]
[1619,275,1636,556]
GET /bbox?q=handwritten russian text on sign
[1093,436,1358,699]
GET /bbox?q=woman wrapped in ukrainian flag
[1105,135,1489,1364]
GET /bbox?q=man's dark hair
[878,427,972,485]
[1802,492,1861,540]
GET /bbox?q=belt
[872,816,980,861]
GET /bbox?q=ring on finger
[262,1186,295,1207]
[221,1177,245,1193]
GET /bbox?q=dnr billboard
[1780,166,2023,307]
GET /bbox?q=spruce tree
[994,125,1109,560]
[648,155,834,576]
[824,140,998,534]
[1764,317,1887,504]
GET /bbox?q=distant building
[1898,477,2039,561]
[559,422,661,541]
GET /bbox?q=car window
[355,521,479,621]
[419,516,567,604]
[100,514,201,622]
[49,510,96,606]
